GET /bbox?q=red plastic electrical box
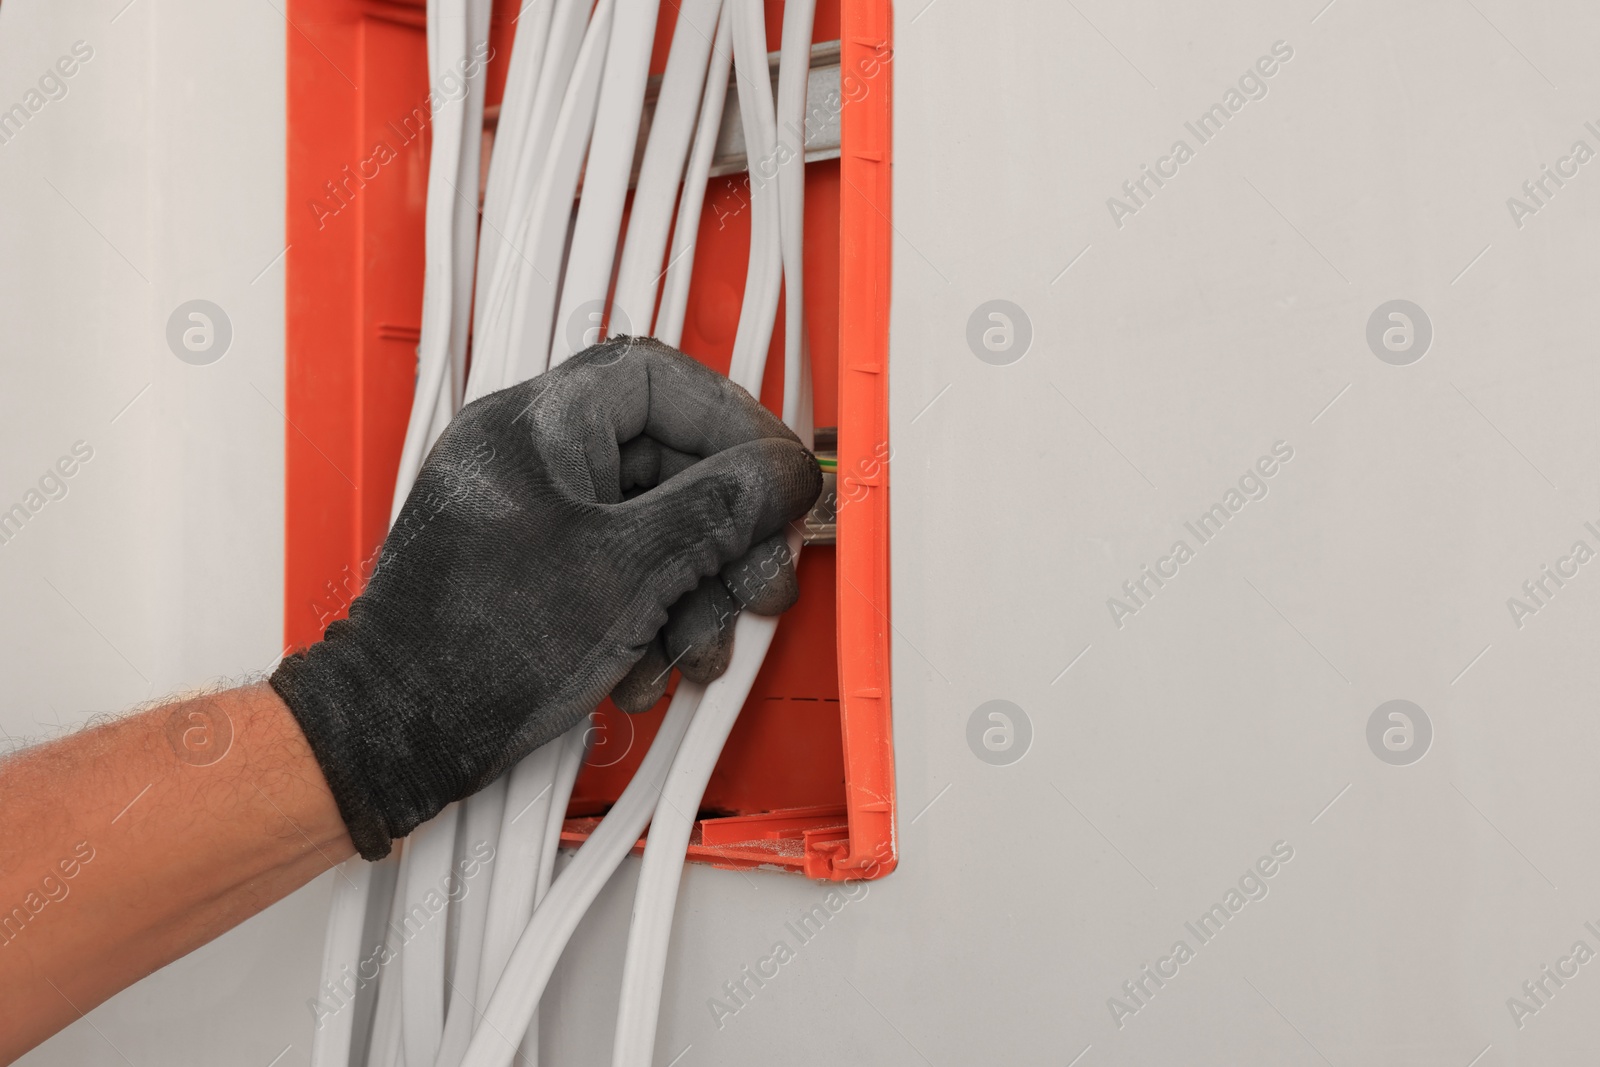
[285,0,894,880]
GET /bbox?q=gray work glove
[270,337,821,860]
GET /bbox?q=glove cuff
[270,628,437,860]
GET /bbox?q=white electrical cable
[393,0,471,518]
[309,861,376,1067]
[335,4,490,1064]
[398,801,459,1067]
[465,9,762,1059]
[429,0,490,446]
[433,783,506,1067]
[503,0,617,380]
[473,0,589,377]
[547,0,663,365]
[653,10,732,347]
[480,6,755,1062]
[775,0,814,431]
[537,724,589,898]
[345,854,399,1067]
[437,30,570,1064]
[313,0,484,1059]
[471,0,554,380]
[609,9,811,1060]
[447,0,494,418]
[476,728,589,1067]
[398,1,497,1060]
[454,9,593,1057]
[456,10,630,1063]
[725,0,783,389]
[456,9,585,1010]
[364,849,415,1067]
[413,20,520,1031]
[497,12,721,1061]
[458,683,703,1067]
[512,719,591,1067]
[473,742,561,1003]
[420,7,495,1060]
[426,0,440,88]
[313,2,595,1064]
[611,0,723,339]
[464,8,799,1064]
[608,540,798,1067]
[476,9,621,1050]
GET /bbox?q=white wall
[0,2,317,1064]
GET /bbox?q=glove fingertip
[668,616,739,683]
[612,638,671,714]
[769,439,826,526]
[665,580,740,684]
[722,535,800,615]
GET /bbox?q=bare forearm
[0,683,352,1063]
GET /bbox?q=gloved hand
[270,338,821,860]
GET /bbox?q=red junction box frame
[285,0,894,880]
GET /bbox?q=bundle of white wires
[306,2,818,1065]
